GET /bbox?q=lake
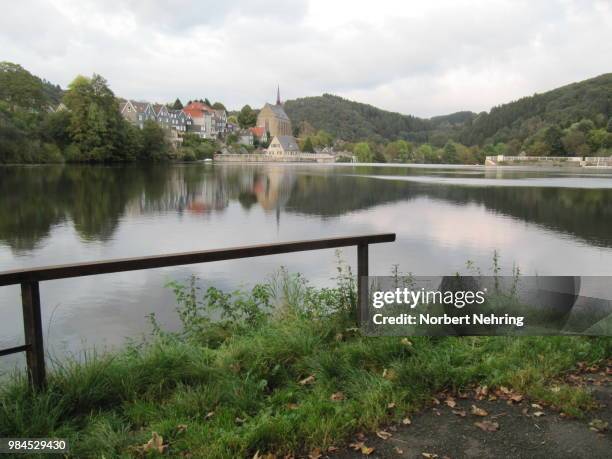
[1,163,612,369]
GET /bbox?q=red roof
[249,126,266,137]
[183,101,213,119]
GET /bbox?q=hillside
[284,74,612,146]
[284,94,431,143]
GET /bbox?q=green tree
[227,115,238,125]
[302,137,314,152]
[0,62,46,111]
[212,102,226,110]
[172,98,183,109]
[353,142,373,162]
[63,74,131,161]
[139,120,170,161]
[442,141,460,164]
[237,105,257,128]
[543,126,566,156]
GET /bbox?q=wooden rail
[0,233,395,389]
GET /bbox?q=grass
[0,265,610,458]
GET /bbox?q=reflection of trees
[1,164,611,252]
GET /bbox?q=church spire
[276,85,281,105]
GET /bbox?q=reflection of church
[256,87,292,137]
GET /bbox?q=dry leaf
[551,386,561,393]
[422,453,439,458]
[287,403,299,410]
[177,424,188,433]
[383,368,397,380]
[475,385,488,400]
[376,430,392,440]
[361,446,375,455]
[308,448,322,459]
[589,419,608,432]
[452,409,467,417]
[205,411,215,420]
[327,446,339,453]
[141,432,166,454]
[533,411,545,417]
[475,420,499,432]
[471,405,488,416]
[387,402,396,409]
[400,338,413,346]
[509,394,523,403]
[531,403,543,410]
[401,417,412,425]
[431,397,440,405]
[394,447,404,454]
[235,417,246,424]
[445,397,457,408]
[349,442,374,455]
[330,391,345,401]
[299,375,316,385]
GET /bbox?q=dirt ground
[333,366,611,459]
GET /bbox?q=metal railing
[0,233,396,389]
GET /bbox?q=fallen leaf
[509,394,523,403]
[422,453,439,458]
[474,420,499,432]
[531,403,543,410]
[401,417,412,425]
[177,424,188,433]
[141,432,166,454]
[383,368,397,380]
[387,402,396,409]
[308,448,322,459]
[235,417,246,424]
[205,411,215,420]
[376,430,392,440]
[330,391,345,401]
[471,405,488,417]
[394,447,404,454]
[287,403,299,410]
[458,390,469,399]
[475,385,488,400]
[299,375,316,385]
[533,411,545,417]
[550,386,561,393]
[445,397,457,408]
[350,442,375,455]
[431,397,440,405]
[452,409,467,417]
[589,419,608,432]
[327,446,339,453]
[400,338,413,346]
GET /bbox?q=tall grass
[0,265,609,458]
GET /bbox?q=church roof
[263,103,290,121]
[274,135,299,151]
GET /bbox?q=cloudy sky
[1,0,610,117]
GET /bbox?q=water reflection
[1,164,612,253]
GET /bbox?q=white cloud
[0,0,609,116]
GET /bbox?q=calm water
[1,163,612,368]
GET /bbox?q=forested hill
[284,94,432,143]
[284,74,612,145]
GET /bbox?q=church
[257,87,292,137]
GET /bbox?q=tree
[63,74,131,161]
[139,120,170,161]
[237,105,257,128]
[353,142,373,162]
[204,98,212,106]
[0,62,46,111]
[212,102,226,110]
[172,98,183,110]
[302,137,314,152]
[227,115,238,125]
[543,126,566,156]
[442,141,459,164]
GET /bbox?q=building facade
[256,87,292,137]
[266,135,300,156]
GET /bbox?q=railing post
[21,281,46,389]
[357,243,369,324]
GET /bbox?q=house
[183,101,216,139]
[168,109,192,133]
[120,100,156,129]
[256,87,292,137]
[266,135,300,156]
[213,109,227,136]
[153,104,171,129]
[249,126,268,145]
[238,129,254,146]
